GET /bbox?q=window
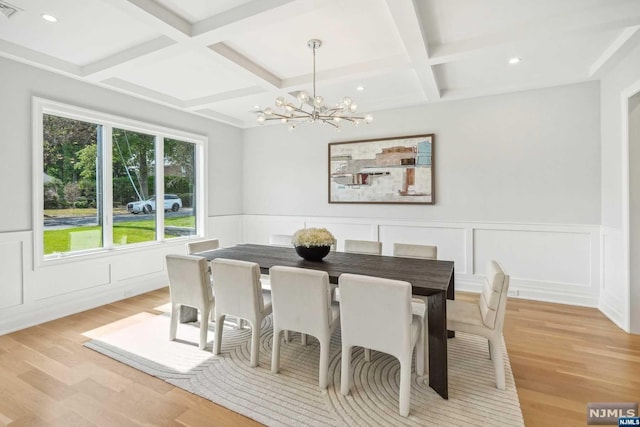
[34,98,206,262]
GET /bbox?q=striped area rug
[84,312,524,426]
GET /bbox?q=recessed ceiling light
[508,57,521,65]
[356,85,365,91]
[41,14,57,22]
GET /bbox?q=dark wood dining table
[195,243,455,399]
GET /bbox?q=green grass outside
[44,216,196,254]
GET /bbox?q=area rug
[84,311,524,426]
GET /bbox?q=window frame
[33,97,207,266]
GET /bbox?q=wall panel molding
[243,215,601,307]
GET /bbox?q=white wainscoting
[598,226,628,330]
[0,215,244,335]
[242,215,601,307]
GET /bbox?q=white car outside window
[127,194,182,214]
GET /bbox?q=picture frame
[328,134,434,204]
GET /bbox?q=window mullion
[155,135,165,242]
[102,125,114,249]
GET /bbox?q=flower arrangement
[291,227,336,248]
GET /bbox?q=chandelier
[255,39,372,131]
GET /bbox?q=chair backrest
[393,243,437,260]
[186,238,220,255]
[338,273,412,359]
[269,234,293,247]
[344,239,382,255]
[269,266,331,336]
[166,254,212,307]
[479,261,510,330]
[211,258,264,318]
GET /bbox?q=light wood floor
[0,289,638,426]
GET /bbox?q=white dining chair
[344,239,382,255]
[335,239,382,304]
[393,242,438,372]
[338,273,423,417]
[393,243,437,260]
[447,260,510,390]
[211,258,272,367]
[269,266,340,389]
[166,254,214,350]
[186,238,220,255]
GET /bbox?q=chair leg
[488,340,493,360]
[399,356,412,417]
[490,337,506,390]
[415,323,424,376]
[284,330,290,343]
[213,313,225,355]
[169,303,179,341]
[198,308,208,350]
[364,348,371,362]
[301,333,307,346]
[340,345,352,395]
[249,320,260,368]
[271,328,282,374]
[422,312,429,374]
[319,337,329,389]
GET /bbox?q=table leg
[428,292,448,399]
[180,306,198,323]
[447,267,455,338]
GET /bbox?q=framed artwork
[328,134,434,204]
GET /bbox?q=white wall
[243,82,601,224]
[0,57,244,334]
[242,82,602,307]
[599,42,640,332]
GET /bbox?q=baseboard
[598,290,629,332]
[0,274,167,336]
[456,276,599,308]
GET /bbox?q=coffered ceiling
[1,0,639,128]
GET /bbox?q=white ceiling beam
[384,0,440,101]
[590,26,640,77]
[106,0,192,41]
[192,0,296,40]
[184,87,266,110]
[101,77,185,107]
[191,0,341,45]
[208,43,282,90]
[429,2,640,65]
[81,36,176,81]
[192,109,244,128]
[281,55,409,89]
[0,39,80,76]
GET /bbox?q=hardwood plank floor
[0,289,638,426]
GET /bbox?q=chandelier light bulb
[350,103,357,112]
[275,97,286,108]
[281,117,288,123]
[257,115,266,125]
[284,104,294,113]
[342,96,352,106]
[314,96,324,107]
[297,91,310,103]
[264,107,273,116]
[365,114,373,123]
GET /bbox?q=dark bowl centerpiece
[291,228,336,262]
